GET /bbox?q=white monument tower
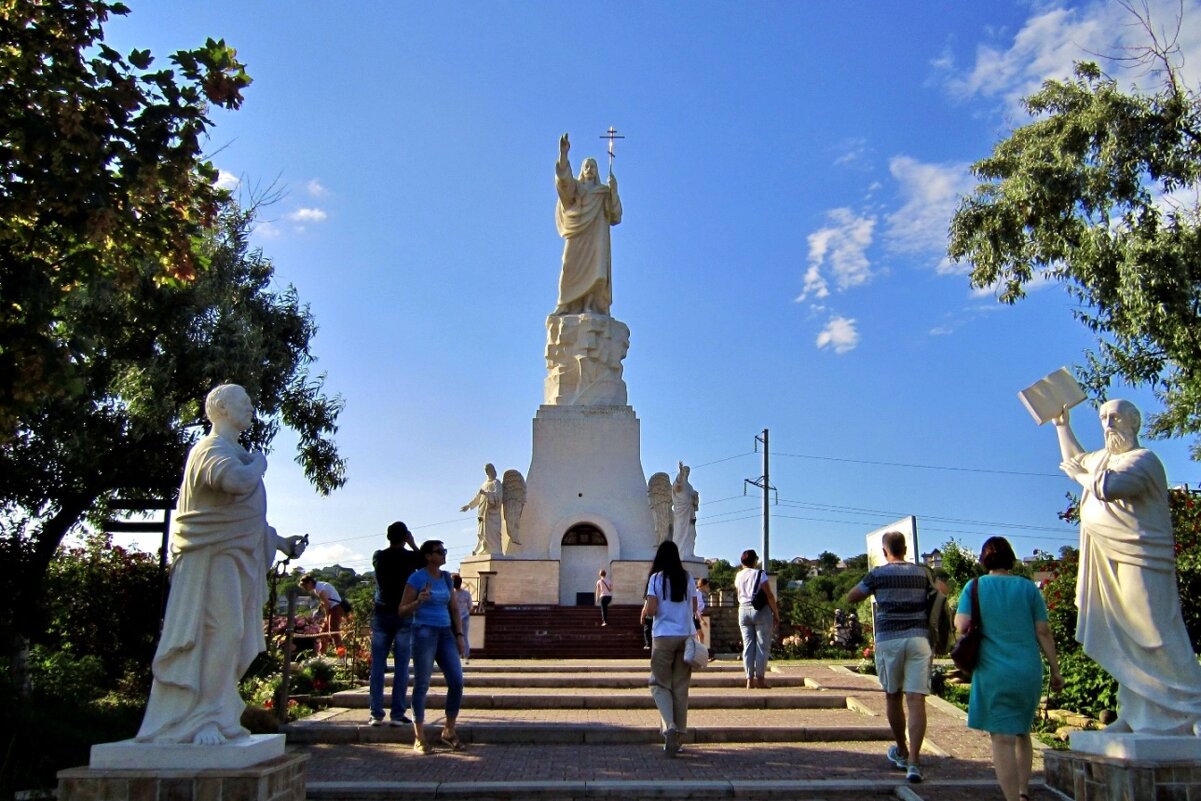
[458,131,704,607]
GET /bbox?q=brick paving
[291,660,1064,800]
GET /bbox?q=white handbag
[684,636,708,669]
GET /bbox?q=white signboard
[865,516,918,569]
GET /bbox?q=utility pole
[744,429,776,567]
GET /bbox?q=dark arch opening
[561,523,607,546]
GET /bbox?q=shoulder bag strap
[971,577,983,631]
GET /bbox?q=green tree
[948,14,1201,456]
[816,550,841,576]
[0,1,253,437]
[939,539,983,598]
[706,558,737,590]
[0,199,346,664]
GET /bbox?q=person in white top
[595,569,613,626]
[642,541,697,757]
[300,574,346,656]
[452,574,473,663]
[694,577,709,644]
[735,549,779,689]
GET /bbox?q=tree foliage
[0,198,346,654]
[0,0,251,437]
[948,14,1201,456]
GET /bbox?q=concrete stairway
[473,604,648,659]
[286,659,1056,801]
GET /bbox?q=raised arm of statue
[1053,405,1088,482]
[213,450,268,496]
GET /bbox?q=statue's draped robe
[555,161,621,314]
[671,479,698,557]
[468,478,504,555]
[136,434,278,743]
[1076,447,1201,734]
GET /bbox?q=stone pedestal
[518,404,656,565]
[458,556,560,605]
[57,751,306,801]
[610,559,709,605]
[1045,734,1201,800]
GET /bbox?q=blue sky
[100,1,1201,574]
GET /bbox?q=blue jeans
[739,604,773,679]
[369,611,413,722]
[411,624,464,724]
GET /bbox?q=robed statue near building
[554,132,621,316]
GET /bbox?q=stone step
[328,687,853,710]
[305,777,909,801]
[288,718,892,746]
[374,672,815,689]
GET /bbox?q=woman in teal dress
[955,537,1064,801]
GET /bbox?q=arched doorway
[559,523,608,606]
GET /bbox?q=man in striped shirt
[846,531,935,784]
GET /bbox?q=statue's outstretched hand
[608,172,617,188]
[284,535,307,559]
[460,504,470,512]
[559,133,570,156]
[1052,404,1070,427]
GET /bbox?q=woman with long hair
[955,536,1063,801]
[400,540,466,754]
[642,540,698,757]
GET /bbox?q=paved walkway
[290,660,1065,800]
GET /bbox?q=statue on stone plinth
[648,472,673,546]
[1053,399,1201,735]
[462,463,504,555]
[671,462,699,557]
[137,384,306,745]
[554,132,621,316]
[502,469,526,551]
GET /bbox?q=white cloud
[215,170,240,191]
[816,316,860,354]
[254,221,281,238]
[293,543,370,572]
[833,137,870,168]
[929,325,954,336]
[946,1,1201,114]
[796,208,876,302]
[287,208,328,223]
[306,179,329,197]
[884,156,974,273]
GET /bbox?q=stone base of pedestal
[1044,741,1201,800]
[57,752,307,801]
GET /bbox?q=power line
[774,451,1061,478]
[692,452,756,469]
[776,498,1071,534]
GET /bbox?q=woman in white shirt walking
[643,541,697,757]
[735,549,779,689]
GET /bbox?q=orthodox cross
[599,126,624,174]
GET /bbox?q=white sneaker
[368,717,383,727]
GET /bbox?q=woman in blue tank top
[399,540,466,753]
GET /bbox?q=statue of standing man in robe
[137,384,306,745]
[462,463,504,555]
[1053,399,1201,735]
[671,462,699,557]
[554,132,622,316]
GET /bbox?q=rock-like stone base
[1045,744,1201,800]
[57,751,306,801]
[91,734,285,770]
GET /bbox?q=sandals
[413,738,432,755]
[440,731,466,751]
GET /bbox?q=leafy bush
[1054,650,1118,720]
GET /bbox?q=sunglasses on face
[431,548,447,555]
